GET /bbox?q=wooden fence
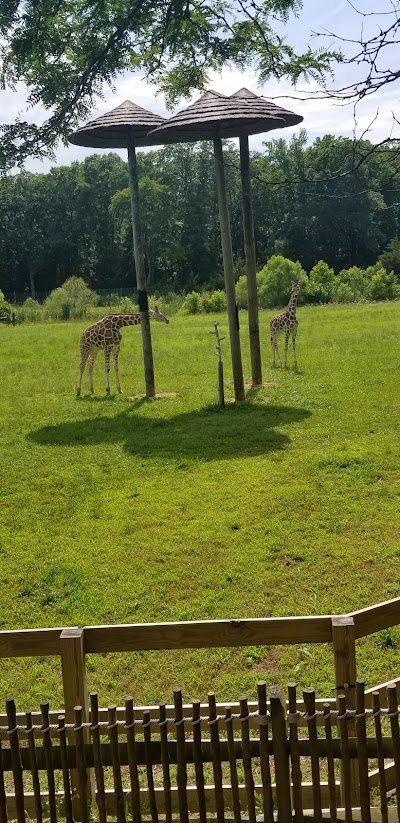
[1,680,400,823]
[1,596,400,820]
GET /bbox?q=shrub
[154,292,184,315]
[104,292,123,308]
[63,277,99,318]
[236,275,248,309]
[43,287,71,320]
[306,261,338,304]
[378,237,400,281]
[43,277,99,320]
[333,283,356,304]
[202,290,227,313]
[256,256,308,308]
[181,291,203,314]
[0,289,12,322]
[368,268,400,301]
[338,266,372,301]
[17,298,43,323]
[118,296,138,312]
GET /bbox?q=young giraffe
[270,280,301,368]
[76,307,169,397]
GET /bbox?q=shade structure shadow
[28,402,311,462]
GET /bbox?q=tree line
[1,130,400,302]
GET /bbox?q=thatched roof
[68,100,167,149]
[148,88,303,144]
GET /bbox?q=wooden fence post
[60,628,93,820]
[270,687,291,823]
[331,615,360,807]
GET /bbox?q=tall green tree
[0,0,336,170]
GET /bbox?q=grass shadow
[28,402,311,462]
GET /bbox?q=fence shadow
[28,402,311,462]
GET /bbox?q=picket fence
[0,596,400,821]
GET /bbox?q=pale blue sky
[1,0,398,172]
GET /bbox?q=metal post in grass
[210,321,225,407]
[69,101,167,398]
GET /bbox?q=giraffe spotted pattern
[76,307,169,397]
[270,280,301,368]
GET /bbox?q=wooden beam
[349,597,400,639]
[83,614,333,653]
[0,627,63,657]
[365,678,400,708]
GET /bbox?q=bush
[118,296,138,312]
[236,275,248,309]
[378,237,400,281]
[333,283,356,304]
[306,261,338,304]
[0,289,12,322]
[338,266,372,301]
[181,291,203,314]
[43,287,71,320]
[369,268,400,301]
[43,277,99,320]
[154,292,184,315]
[202,290,227,313]
[63,277,99,318]
[104,292,123,308]
[256,256,308,308]
[17,298,43,323]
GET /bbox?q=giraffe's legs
[112,343,122,393]
[271,331,280,367]
[292,328,298,368]
[284,331,290,368]
[76,350,90,397]
[87,349,98,394]
[104,348,112,396]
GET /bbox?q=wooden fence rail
[0,595,399,658]
[1,597,400,819]
[0,681,399,823]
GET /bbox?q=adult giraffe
[270,281,301,368]
[76,307,169,397]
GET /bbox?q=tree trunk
[29,268,36,300]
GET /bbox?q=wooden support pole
[239,133,262,387]
[127,129,156,398]
[213,131,245,402]
[60,628,93,820]
[331,616,360,807]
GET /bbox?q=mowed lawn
[1,302,400,711]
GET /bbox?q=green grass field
[1,302,400,711]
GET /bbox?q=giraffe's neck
[112,314,141,328]
[287,293,298,315]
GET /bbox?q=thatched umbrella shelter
[231,89,303,386]
[150,89,302,392]
[69,100,167,398]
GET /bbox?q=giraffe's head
[291,280,301,296]
[150,305,170,325]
